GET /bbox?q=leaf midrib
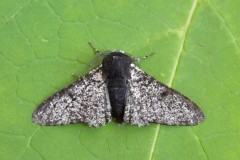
[148,0,199,159]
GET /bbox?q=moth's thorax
[102,51,132,79]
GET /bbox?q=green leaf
[0,0,239,160]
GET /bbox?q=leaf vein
[207,0,240,51]
[191,128,209,160]
[19,126,40,160]
[149,0,198,159]
[0,0,31,30]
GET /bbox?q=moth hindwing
[32,51,204,127]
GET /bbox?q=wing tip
[32,106,54,126]
[193,109,205,125]
[32,111,46,126]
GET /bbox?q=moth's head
[103,51,132,64]
[102,51,133,77]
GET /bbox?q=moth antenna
[88,41,99,53]
[134,52,155,62]
[88,41,106,57]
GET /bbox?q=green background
[0,0,239,160]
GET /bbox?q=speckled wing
[124,64,204,126]
[32,65,111,127]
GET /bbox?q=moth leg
[71,73,82,79]
[133,52,155,63]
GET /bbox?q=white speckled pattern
[32,65,111,127]
[124,64,204,126]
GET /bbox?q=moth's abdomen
[107,79,127,123]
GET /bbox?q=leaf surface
[0,0,240,160]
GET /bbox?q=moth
[32,45,205,127]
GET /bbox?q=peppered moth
[32,50,204,127]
